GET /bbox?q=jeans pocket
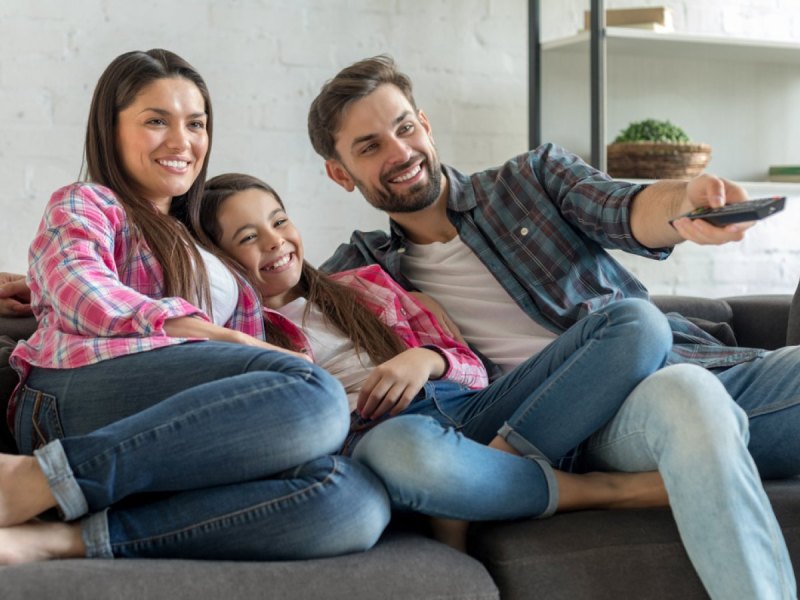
[14,385,64,454]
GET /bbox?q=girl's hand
[357,347,446,420]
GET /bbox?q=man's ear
[325,159,356,192]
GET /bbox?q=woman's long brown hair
[195,173,406,363]
[82,49,213,312]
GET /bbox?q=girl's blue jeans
[13,341,390,560]
[351,298,673,519]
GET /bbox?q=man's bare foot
[0,454,58,526]
[0,521,85,564]
[555,470,668,512]
[430,517,469,553]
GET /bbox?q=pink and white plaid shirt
[10,183,265,387]
[263,264,488,390]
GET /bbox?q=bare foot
[555,470,668,512]
[429,517,469,552]
[0,454,58,526]
[0,521,85,564]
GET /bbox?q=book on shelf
[583,6,674,32]
[768,165,800,183]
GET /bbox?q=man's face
[326,84,443,214]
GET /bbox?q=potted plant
[607,118,711,179]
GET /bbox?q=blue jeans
[13,342,390,560]
[575,356,800,599]
[352,298,672,520]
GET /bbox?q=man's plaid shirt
[321,143,765,375]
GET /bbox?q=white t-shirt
[401,236,557,374]
[196,246,238,326]
[277,297,374,411]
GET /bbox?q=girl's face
[216,187,304,309]
[116,76,209,214]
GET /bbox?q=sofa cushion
[468,478,800,600]
[0,530,499,600]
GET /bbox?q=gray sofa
[1,290,798,599]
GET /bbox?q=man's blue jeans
[574,350,800,600]
[352,298,673,519]
[13,342,390,560]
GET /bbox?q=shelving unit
[528,1,800,181]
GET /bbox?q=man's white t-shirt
[401,236,557,374]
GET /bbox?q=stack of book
[768,165,800,183]
[583,6,674,33]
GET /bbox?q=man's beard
[353,152,443,214]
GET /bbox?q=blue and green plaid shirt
[321,143,765,373]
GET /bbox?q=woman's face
[116,76,208,213]
[216,187,305,309]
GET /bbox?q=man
[307,55,798,599]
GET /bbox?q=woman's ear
[325,159,356,192]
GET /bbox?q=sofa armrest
[652,294,791,351]
[724,295,791,351]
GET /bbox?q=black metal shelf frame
[529,0,607,170]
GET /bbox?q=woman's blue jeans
[352,298,672,520]
[13,342,390,560]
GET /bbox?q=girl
[196,173,673,549]
[0,50,388,564]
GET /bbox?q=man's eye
[361,143,377,155]
[399,123,414,134]
[275,218,288,227]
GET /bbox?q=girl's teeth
[267,255,291,270]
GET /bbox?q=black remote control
[671,196,786,226]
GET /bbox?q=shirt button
[520,227,529,236]
[398,247,406,254]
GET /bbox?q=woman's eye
[189,120,206,130]
[147,118,166,126]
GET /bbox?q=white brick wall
[0,0,797,297]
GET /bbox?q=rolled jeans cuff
[81,509,113,558]
[33,439,89,521]
[498,422,559,518]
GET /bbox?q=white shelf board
[542,28,800,65]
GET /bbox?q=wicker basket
[607,141,712,179]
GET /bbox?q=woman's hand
[164,316,312,362]
[357,347,446,420]
[0,273,33,317]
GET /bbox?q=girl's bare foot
[0,454,58,526]
[0,521,85,564]
[555,470,669,512]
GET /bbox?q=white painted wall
[0,0,798,297]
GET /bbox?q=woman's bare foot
[429,517,469,552]
[555,470,668,512]
[0,454,58,526]
[0,521,85,564]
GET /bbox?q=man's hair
[307,54,417,160]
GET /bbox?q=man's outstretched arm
[0,272,32,317]
[630,174,752,249]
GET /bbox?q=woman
[0,50,389,564]
[195,173,676,549]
